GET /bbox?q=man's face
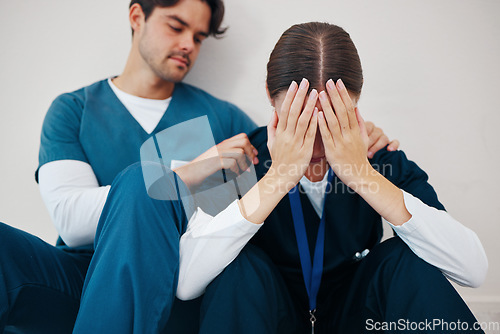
[136,0,211,83]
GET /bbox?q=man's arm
[174,133,258,190]
[38,160,110,247]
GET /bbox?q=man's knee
[100,162,186,236]
[113,161,183,202]
[0,223,30,263]
[110,162,148,197]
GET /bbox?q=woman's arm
[390,191,488,287]
[318,78,487,287]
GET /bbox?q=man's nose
[179,33,195,53]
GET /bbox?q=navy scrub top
[248,126,445,313]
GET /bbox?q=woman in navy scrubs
[196,22,488,334]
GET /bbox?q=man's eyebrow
[165,15,209,37]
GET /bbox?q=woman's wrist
[332,161,377,191]
[238,169,293,224]
[344,166,412,225]
[350,168,384,195]
[266,163,303,193]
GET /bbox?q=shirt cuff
[386,190,420,234]
[187,199,262,238]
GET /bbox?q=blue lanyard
[288,169,333,320]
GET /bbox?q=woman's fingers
[355,107,366,136]
[267,109,278,151]
[295,89,318,138]
[286,78,309,133]
[277,81,298,133]
[336,79,358,130]
[303,108,319,149]
[319,90,342,141]
[326,79,349,134]
[317,111,335,150]
[355,107,369,147]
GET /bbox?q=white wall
[0,0,498,304]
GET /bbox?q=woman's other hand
[318,78,374,187]
[318,78,411,225]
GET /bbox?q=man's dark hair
[129,0,227,38]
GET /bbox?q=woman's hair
[129,0,226,37]
[266,22,363,100]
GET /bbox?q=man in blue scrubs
[0,0,397,333]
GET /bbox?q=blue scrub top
[37,79,257,186]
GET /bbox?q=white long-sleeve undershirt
[38,160,110,247]
[177,174,488,300]
[300,174,488,288]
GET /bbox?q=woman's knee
[363,236,416,269]
[221,245,279,282]
[205,244,287,299]
[200,245,296,334]
[361,236,446,286]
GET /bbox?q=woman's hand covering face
[317,79,373,186]
[267,78,318,186]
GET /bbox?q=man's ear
[265,82,274,107]
[130,3,146,36]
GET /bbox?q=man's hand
[365,121,400,158]
[195,133,258,172]
[174,133,258,189]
